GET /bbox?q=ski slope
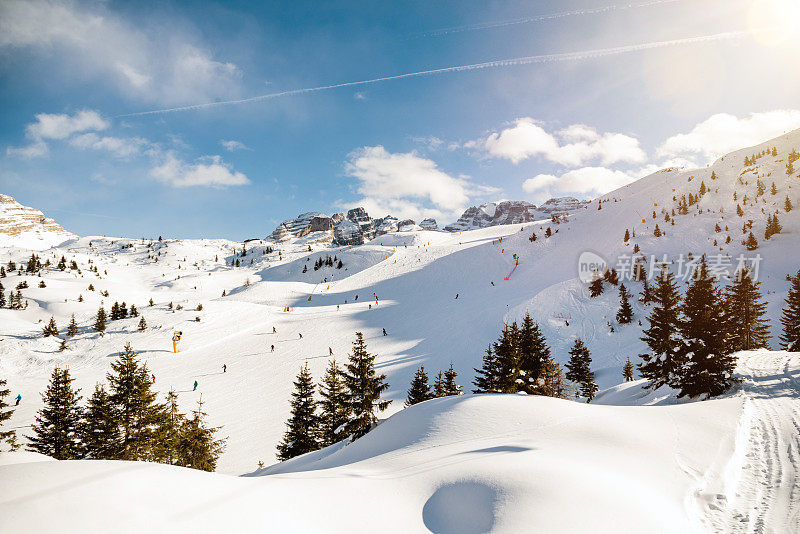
[1,130,800,531]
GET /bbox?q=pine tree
[0,283,5,308]
[653,224,662,237]
[535,356,568,399]
[589,276,604,298]
[433,371,445,397]
[786,196,794,212]
[441,363,462,396]
[725,268,770,351]
[787,161,795,176]
[780,270,800,351]
[492,322,521,393]
[81,384,120,459]
[149,389,184,465]
[737,204,744,217]
[27,367,84,459]
[624,229,630,242]
[67,314,78,337]
[623,358,635,381]
[746,231,758,250]
[138,316,147,331]
[616,284,634,324]
[342,332,391,439]
[405,366,434,406]
[517,312,550,392]
[675,256,737,399]
[94,306,107,333]
[42,316,59,337]
[318,360,351,447]
[277,365,320,460]
[106,343,164,460]
[771,182,778,195]
[0,377,20,451]
[177,395,226,471]
[565,339,591,390]
[472,346,499,393]
[639,264,682,389]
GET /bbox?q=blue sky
[1,0,799,239]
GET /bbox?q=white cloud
[354,92,366,100]
[149,153,250,188]
[7,109,109,158]
[70,133,149,158]
[480,118,646,167]
[221,140,251,152]
[344,146,497,221]
[523,167,638,202]
[658,110,800,163]
[0,0,242,106]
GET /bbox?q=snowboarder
[193,380,198,391]
[382,328,387,336]
[223,364,227,373]
[271,344,275,352]
[15,394,21,406]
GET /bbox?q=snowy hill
[0,194,75,250]
[1,130,800,531]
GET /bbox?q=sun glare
[748,0,800,46]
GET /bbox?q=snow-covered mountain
[0,194,75,250]
[2,129,800,532]
[443,198,589,231]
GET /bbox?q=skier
[15,394,21,406]
[329,347,333,356]
[382,328,387,336]
[491,281,495,286]
[369,304,372,310]
[273,326,276,334]
[355,295,358,301]
[455,293,459,299]
[223,364,227,373]
[271,344,275,352]
[151,374,155,384]
[337,305,340,311]
[299,333,303,339]
[193,380,198,391]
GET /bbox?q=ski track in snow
[702,351,800,534]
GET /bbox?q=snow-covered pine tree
[639,263,682,389]
[94,306,107,333]
[277,364,319,460]
[725,267,770,351]
[405,366,434,406]
[616,284,634,324]
[442,363,462,396]
[81,384,121,459]
[177,395,226,471]
[517,312,549,392]
[535,356,568,399]
[623,358,635,381]
[342,332,391,440]
[42,316,58,337]
[318,359,351,447]
[780,270,800,351]
[106,343,164,460]
[149,389,184,465]
[604,268,619,285]
[0,377,20,451]
[27,367,84,459]
[786,195,794,212]
[675,257,737,399]
[138,316,147,331]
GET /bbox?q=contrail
[120,28,770,117]
[416,0,684,38]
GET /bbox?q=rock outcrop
[0,194,75,249]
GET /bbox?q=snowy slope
[2,349,798,533]
[1,130,800,532]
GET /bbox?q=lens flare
[748,0,800,46]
